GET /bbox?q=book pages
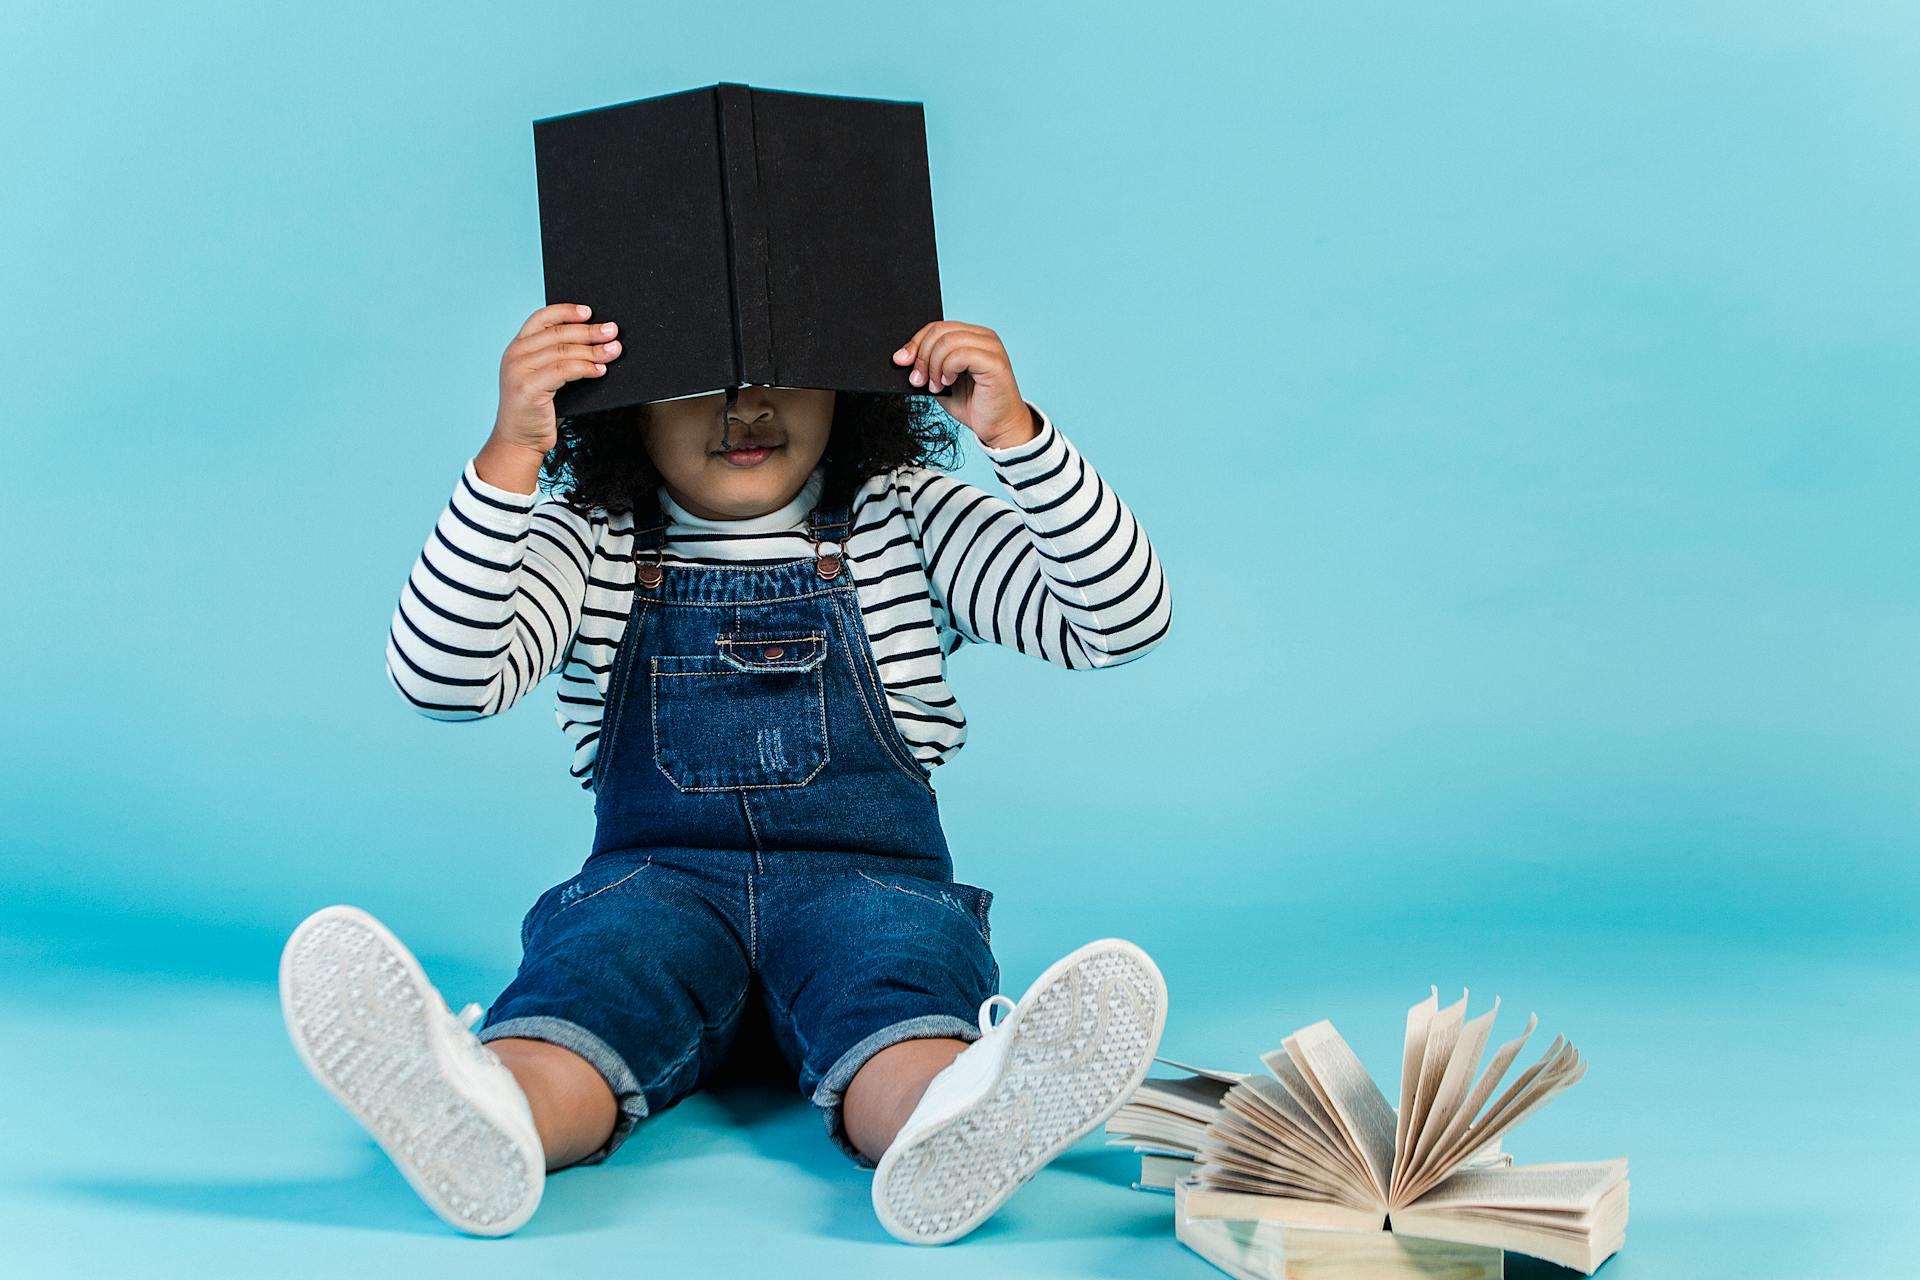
[1201,1081,1378,1204]
[1397,989,1468,1191]
[1106,1112,1211,1152]
[1400,1013,1538,1197]
[1277,1021,1398,1204]
[1166,989,1624,1273]
[1259,1050,1344,1150]
[1206,1111,1343,1196]
[1106,1069,1244,1159]
[1139,1073,1241,1118]
[1135,1151,1194,1192]
[1175,1178,1504,1280]
[1398,1032,1587,1206]
[1410,1159,1627,1212]
[1391,988,1438,1183]
[1392,1166,1628,1275]
[1181,1182,1389,1232]
[1244,1077,1367,1175]
[1396,995,1503,1199]
[1154,1055,1254,1085]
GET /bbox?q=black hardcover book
[532,82,945,419]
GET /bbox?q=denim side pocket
[958,882,994,949]
[520,880,569,950]
[520,855,653,948]
[854,871,995,950]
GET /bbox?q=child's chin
[709,469,791,496]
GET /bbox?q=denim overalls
[479,499,1001,1168]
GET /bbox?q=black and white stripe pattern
[385,402,1171,788]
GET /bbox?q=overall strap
[807,503,852,582]
[628,502,851,588]
[629,514,671,587]
[631,517,670,550]
[807,502,854,545]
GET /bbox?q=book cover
[533,82,944,417]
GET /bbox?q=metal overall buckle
[635,518,839,584]
[811,512,842,580]
[636,538,665,588]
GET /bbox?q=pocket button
[764,646,784,660]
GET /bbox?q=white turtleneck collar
[657,464,826,536]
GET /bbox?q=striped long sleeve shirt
[384,401,1171,789]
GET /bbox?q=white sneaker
[870,936,1169,1245]
[278,904,546,1237]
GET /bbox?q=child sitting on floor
[280,303,1173,1242]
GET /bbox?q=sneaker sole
[279,904,544,1236]
[870,936,1169,1244]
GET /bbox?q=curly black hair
[538,391,962,524]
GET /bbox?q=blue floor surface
[1,899,1911,1278]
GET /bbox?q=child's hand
[491,303,623,455]
[893,322,1038,451]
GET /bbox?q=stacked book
[1105,989,1628,1278]
[1106,1057,1248,1192]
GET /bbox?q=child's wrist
[979,402,1041,452]
[474,434,546,497]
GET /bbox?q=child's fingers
[518,301,594,339]
[507,334,618,387]
[930,342,998,390]
[524,343,619,375]
[893,319,943,364]
[518,322,621,362]
[894,320,991,373]
[520,319,618,350]
[918,334,1003,390]
[518,353,609,389]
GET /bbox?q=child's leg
[756,872,1168,1242]
[753,865,999,1167]
[280,905,550,1237]
[864,938,1169,1245]
[282,851,752,1235]
[841,1036,970,1164]
[478,848,756,1166]
[486,1037,619,1171]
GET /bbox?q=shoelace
[922,994,1018,1097]
[977,993,1017,1036]
[446,999,505,1070]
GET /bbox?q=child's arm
[384,302,617,719]
[383,466,598,718]
[890,323,1171,669]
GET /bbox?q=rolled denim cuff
[810,1013,983,1169]
[479,1015,650,1166]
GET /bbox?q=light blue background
[3,2,1914,1276]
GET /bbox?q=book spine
[714,83,775,387]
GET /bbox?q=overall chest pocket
[650,631,830,792]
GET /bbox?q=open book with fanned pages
[1106,990,1628,1276]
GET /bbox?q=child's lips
[715,443,781,467]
